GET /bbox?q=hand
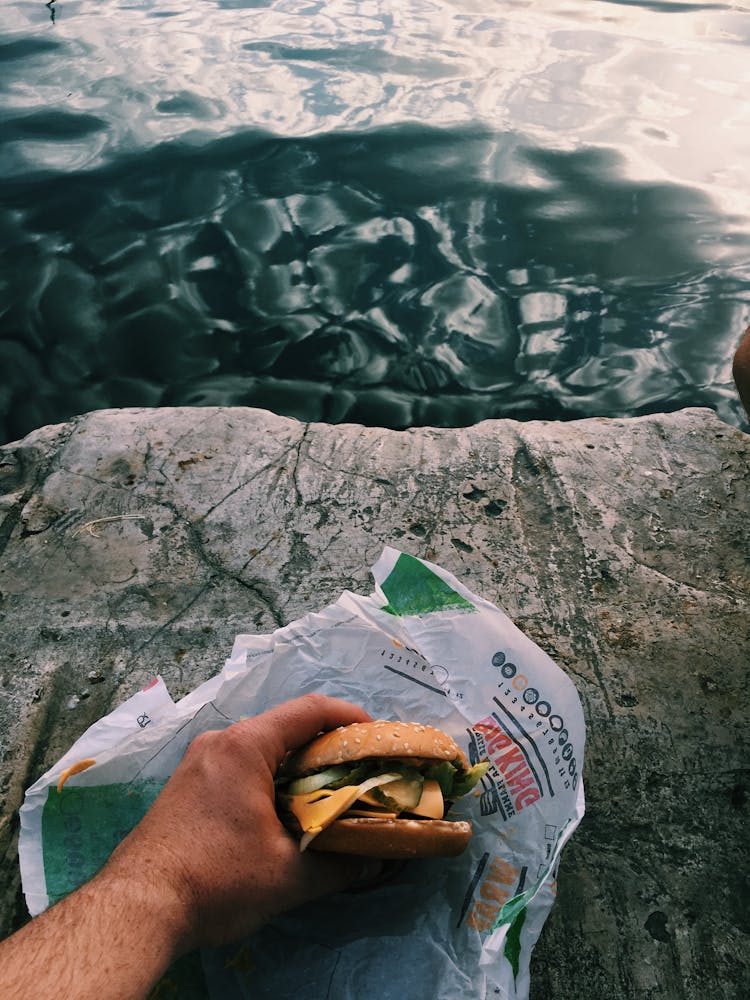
[733,323,750,417]
[0,694,375,1000]
[104,693,375,953]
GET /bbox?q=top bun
[283,720,468,776]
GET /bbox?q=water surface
[1,0,749,442]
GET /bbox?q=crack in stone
[127,577,218,682]
[290,423,310,508]
[56,466,135,491]
[511,428,616,721]
[240,534,279,569]
[160,498,286,629]
[296,447,402,488]
[195,437,303,523]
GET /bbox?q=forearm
[0,695,372,997]
[0,864,187,1000]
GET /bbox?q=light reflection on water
[0,0,748,442]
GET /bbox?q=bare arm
[733,324,750,418]
[0,694,374,999]
[0,864,186,999]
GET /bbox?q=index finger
[243,693,372,768]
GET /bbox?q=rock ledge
[1,405,748,999]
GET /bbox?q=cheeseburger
[275,719,489,859]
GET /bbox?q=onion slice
[286,766,350,796]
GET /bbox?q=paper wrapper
[19,548,585,999]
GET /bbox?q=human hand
[733,323,750,417]
[102,693,375,956]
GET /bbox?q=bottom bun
[309,817,472,859]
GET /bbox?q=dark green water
[1,0,749,443]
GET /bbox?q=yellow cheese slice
[281,772,401,850]
[286,786,363,836]
[411,779,444,819]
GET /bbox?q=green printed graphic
[42,779,166,904]
[380,552,475,616]
[496,889,528,929]
[503,904,527,980]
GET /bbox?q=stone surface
[0,405,748,998]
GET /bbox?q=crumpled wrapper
[19,548,585,999]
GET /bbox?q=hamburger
[275,719,489,859]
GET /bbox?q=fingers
[268,694,373,751]
[232,694,372,771]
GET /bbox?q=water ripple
[0,0,748,441]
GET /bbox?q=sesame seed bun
[310,816,472,859]
[282,719,468,776]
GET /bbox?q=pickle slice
[371,774,424,812]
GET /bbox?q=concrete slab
[0,405,748,998]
